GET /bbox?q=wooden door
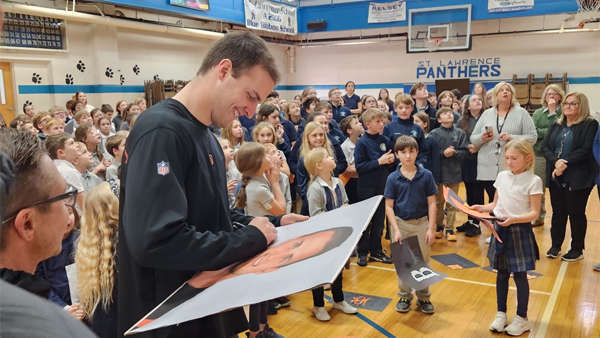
[0,62,16,125]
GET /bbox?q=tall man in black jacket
[118,32,307,337]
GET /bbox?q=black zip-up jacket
[542,118,598,190]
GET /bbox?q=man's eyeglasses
[1,185,78,224]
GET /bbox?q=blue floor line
[324,295,396,338]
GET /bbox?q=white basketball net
[575,0,600,24]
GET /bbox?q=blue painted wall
[299,0,579,33]
[96,1,579,32]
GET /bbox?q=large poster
[125,196,382,335]
[244,0,297,35]
[170,0,209,11]
[368,0,406,23]
[488,0,534,13]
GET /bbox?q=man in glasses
[0,129,75,295]
[0,129,93,337]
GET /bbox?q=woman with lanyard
[531,84,565,227]
[470,82,537,238]
[542,92,597,262]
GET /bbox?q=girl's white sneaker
[489,311,507,332]
[505,315,531,336]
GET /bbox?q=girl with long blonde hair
[75,182,119,337]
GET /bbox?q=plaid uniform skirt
[487,222,539,273]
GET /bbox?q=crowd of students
[1,74,599,338]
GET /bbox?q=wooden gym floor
[268,185,600,337]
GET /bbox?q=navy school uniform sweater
[383,116,425,165]
[354,132,395,197]
[343,94,361,110]
[420,135,441,184]
[429,125,468,184]
[331,103,352,123]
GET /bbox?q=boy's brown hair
[394,135,419,153]
[409,82,426,97]
[361,108,386,123]
[436,107,453,119]
[339,115,358,137]
[106,133,127,158]
[394,93,415,108]
[73,110,91,123]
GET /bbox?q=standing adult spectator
[531,84,565,226]
[470,82,537,200]
[117,32,306,338]
[542,92,598,262]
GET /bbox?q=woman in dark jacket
[542,92,598,262]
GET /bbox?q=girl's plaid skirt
[487,222,539,273]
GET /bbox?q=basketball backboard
[407,4,471,53]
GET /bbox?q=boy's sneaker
[357,255,368,266]
[369,251,392,264]
[456,221,470,232]
[312,306,331,321]
[489,311,507,333]
[505,315,530,336]
[267,301,278,315]
[263,325,284,338]
[333,301,358,314]
[465,224,481,237]
[593,263,600,271]
[561,250,583,262]
[417,299,435,314]
[546,247,560,259]
[395,297,411,313]
[435,225,444,239]
[445,229,457,241]
[274,296,290,309]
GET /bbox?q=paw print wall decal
[119,74,125,85]
[25,100,32,106]
[105,67,114,78]
[76,60,86,72]
[133,64,140,75]
[153,74,160,81]
[32,73,42,84]
[65,74,74,85]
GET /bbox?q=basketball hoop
[425,38,443,52]
[575,0,600,28]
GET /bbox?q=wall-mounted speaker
[306,20,327,31]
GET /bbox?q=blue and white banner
[244,0,297,35]
[488,0,534,13]
[367,0,406,23]
[416,57,503,80]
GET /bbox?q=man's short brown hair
[197,32,279,83]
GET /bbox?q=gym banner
[244,0,297,35]
[367,0,406,23]
[488,0,534,13]
[170,0,209,11]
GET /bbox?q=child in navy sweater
[384,94,425,165]
[354,108,395,266]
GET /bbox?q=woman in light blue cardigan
[470,82,537,198]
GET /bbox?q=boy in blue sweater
[384,135,437,314]
[354,108,395,266]
[384,94,425,164]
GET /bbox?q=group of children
[218,81,542,337]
